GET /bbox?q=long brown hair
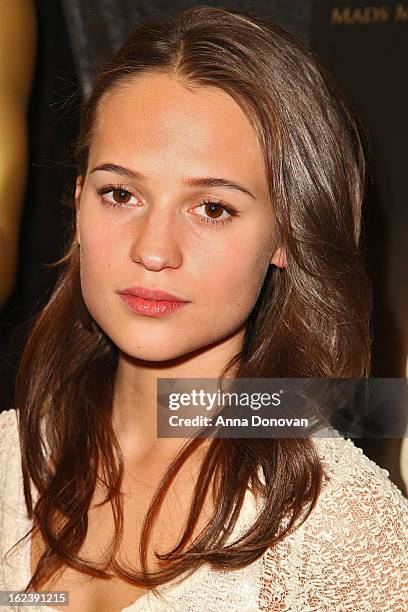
[12,4,372,593]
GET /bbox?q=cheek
[203,237,270,313]
[78,217,122,309]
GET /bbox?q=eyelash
[95,183,238,227]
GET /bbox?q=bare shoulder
[259,435,408,611]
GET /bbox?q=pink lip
[118,286,188,302]
[117,286,189,318]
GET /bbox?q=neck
[111,327,244,465]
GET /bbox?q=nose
[129,203,183,271]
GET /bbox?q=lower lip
[119,294,188,317]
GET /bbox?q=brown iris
[204,201,224,219]
[112,189,132,205]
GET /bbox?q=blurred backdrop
[0,0,407,494]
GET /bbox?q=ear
[75,175,82,246]
[270,246,286,268]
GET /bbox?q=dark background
[0,0,407,490]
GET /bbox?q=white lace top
[1,408,407,611]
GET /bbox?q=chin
[87,310,182,358]
[122,345,188,363]
[114,331,226,365]
[109,330,196,363]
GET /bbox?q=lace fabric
[259,435,408,611]
[1,408,407,611]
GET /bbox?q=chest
[29,459,214,612]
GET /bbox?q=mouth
[118,286,188,302]
[117,286,190,318]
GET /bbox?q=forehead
[89,72,267,189]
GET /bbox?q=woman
[1,5,407,611]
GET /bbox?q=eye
[96,184,139,209]
[193,198,237,227]
[95,185,238,226]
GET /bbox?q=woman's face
[76,71,284,361]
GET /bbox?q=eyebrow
[89,162,256,200]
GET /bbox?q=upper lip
[118,286,189,302]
